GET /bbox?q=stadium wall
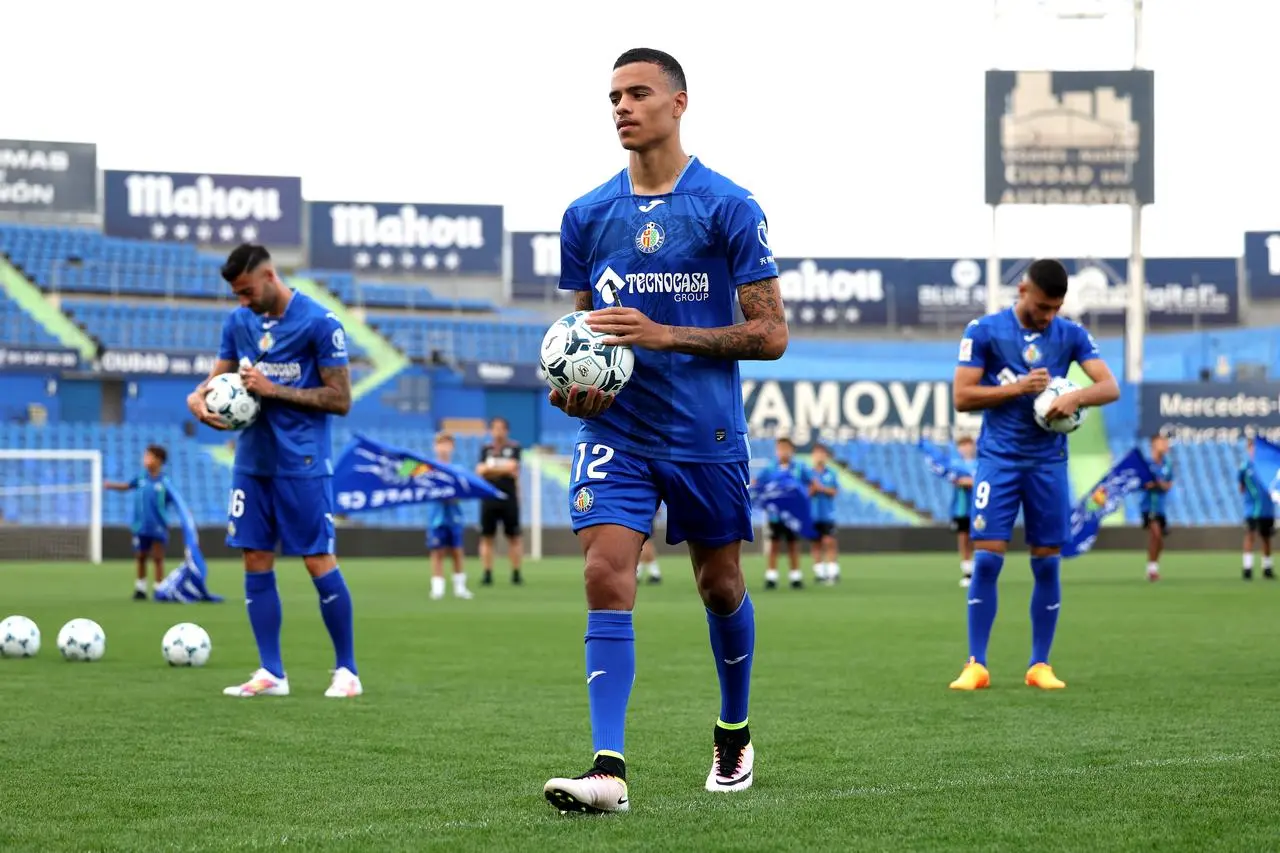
[4,524,1253,563]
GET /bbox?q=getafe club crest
[635,221,664,254]
[1022,343,1041,365]
[573,487,594,513]
[258,331,275,353]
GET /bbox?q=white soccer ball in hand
[162,622,212,667]
[540,311,636,401]
[0,615,41,658]
[205,372,260,430]
[1034,376,1089,434]
[57,618,106,662]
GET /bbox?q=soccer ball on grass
[162,622,212,667]
[540,311,636,402]
[0,615,41,658]
[205,372,260,430]
[57,618,106,662]
[1033,377,1089,434]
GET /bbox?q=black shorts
[480,501,521,538]
[1246,517,1275,538]
[950,516,970,534]
[1142,512,1168,533]
[811,520,836,540]
[768,521,797,543]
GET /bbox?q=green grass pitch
[2,551,1277,852]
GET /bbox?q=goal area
[0,449,102,564]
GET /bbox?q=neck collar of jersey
[624,155,698,196]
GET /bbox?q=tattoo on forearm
[270,365,352,414]
[667,278,786,360]
[575,290,593,311]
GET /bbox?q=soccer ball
[161,622,212,667]
[1034,377,1090,434]
[56,618,106,662]
[0,615,40,658]
[539,311,636,399]
[205,372,260,430]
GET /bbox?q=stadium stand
[1,291,62,347]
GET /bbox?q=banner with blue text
[103,170,302,245]
[309,201,503,275]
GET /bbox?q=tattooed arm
[666,277,788,361]
[254,365,352,415]
[574,290,593,312]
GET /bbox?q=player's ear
[672,91,688,118]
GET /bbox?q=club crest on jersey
[635,221,665,255]
[258,331,275,353]
[973,515,986,532]
[1022,343,1041,365]
[573,487,594,513]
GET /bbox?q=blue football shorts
[132,534,167,553]
[568,442,754,547]
[226,473,336,556]
[428,524,465,550]
[969,460,1069,548]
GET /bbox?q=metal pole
[986,205,1001,315]
[1125,0,1146,384]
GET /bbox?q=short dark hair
[1026,259,1069,299]
[775,436,795,449]
[613,48,686,92]
[146,444,168,465]
[490,416,509,429]
[958,435,976,445]
[812,442,831,455]
[221,243,272,283]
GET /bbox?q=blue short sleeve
[724,196,778,286]
[311,311,350,369]
[217,314,237,361]
[1072,322,1101,364]
[558,208,591,292]
[957,320,987,368]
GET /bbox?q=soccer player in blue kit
[949,259,1119,691]
[542,48,789,814]
[105,444,177,600]
[184,244,362,699]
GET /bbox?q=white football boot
[324,667,363,698]
[223,668,290,698]
[545,761,630,814]
[705,729,755,792]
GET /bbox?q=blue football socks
[584,610,635,759]
[244,570,284,679]
[707,592,755,727]
[313,568,357,675]
[967,550,1005,666]
[1029,555,1062,666]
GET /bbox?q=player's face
[812,448,828,467]
[491,420,508,442]
[142,451,159,472]
[776,442,793,463]
[435,440,453,462]
[610,62,685,152]
[1017,281,1064,331]
[1152,437,1168,457]
[229,264,280,315]
[958,441,975,459]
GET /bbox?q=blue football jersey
[1141,457,1174,513]
[129,472,176,537]
[757,459,810,521]
[809,466,839,522]
[558,156,779,463]
[428,499,464,529]
[950,456,978,518]
[1240,461,1275,519]
[957,308,1100,468]
[217,291,349,478]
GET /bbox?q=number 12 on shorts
[573,443,614,482]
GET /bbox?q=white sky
[7,0,1277,259]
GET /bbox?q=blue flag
[749,469,817,540]
[154,484,223,603]
[1063,448,1156,559]
[333,433,508,514]
[917,439,967,483]
[1252,436,1280,515]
